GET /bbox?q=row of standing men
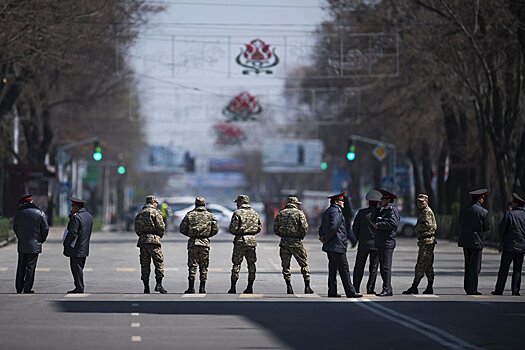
[11,188,525,296]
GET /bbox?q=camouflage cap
[417,194,429,202]
[234,194,249,204]
[287,196,302,205]
[145,195,159,204]
[195,196,206,206]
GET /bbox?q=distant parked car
[171,203,234,231]
[398,216,418,237]
[123,204,142,232]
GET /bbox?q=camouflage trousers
[139,244,164,281]
[413,244,435,286]
[280,246,310,282]
[230,244,257,282]
[187,246,210,281]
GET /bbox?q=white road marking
[354,300,484,350]
[36,268,51,272]
[64,293,90,298]
[84,267,93,272]
[295,293,321,298]
[413,294,439,298]
[131,323,140,328]
[131,336,141,342]
[116,267,136,272]
[239,294,264,299]
[131,313,140,316]
[0,267,8,272]
[182,294,206,298]
[208,267,223,272]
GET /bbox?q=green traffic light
[93,142,102,161]
[320,162,328,170]
[346,144,356,161]
[117,165,126,175]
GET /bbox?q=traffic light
[92,141,102,161]
[320,161,328,170]
[346,140,356,161]
[117,165,126,175]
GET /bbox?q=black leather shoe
[328,294,342,298]
[512,292,520,296]
[366,289,375,294]
[490,291,502,296]
[376,291,393,297]
[23,290,34,294]
[467,291,482,295]
[67,289,84,294]
[347,293,363,298]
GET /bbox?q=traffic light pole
[349,133,397,179]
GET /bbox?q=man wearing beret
[135,195,167,294]
[403,194,437,295]
[373,189,400,297]
[273,196,314,294]
[13,194,49,293]
[228,194,262,294]
[492,193,525,296]
[352,190,381,295]
[180,196,219,294]
[458,188,490,295]
[63,197,93,294]
[319,192,361,298]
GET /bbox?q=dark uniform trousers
[70,257,86,292]
[327,252,357,296]
[463,248,482,294]
[378,248,394,294]
[15,253,39,293]
[353,247,379,293]
[495,251,524,294]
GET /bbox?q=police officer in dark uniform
[13,194,49,293]
[373,189,400,297]
[319,192,361,298]
[492,193,525,296]
[352,190,382,294]
[458,188,490,295]
[63,198,93,294]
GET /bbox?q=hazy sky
[129,0,329,152]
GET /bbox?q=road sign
[373,145,387,161]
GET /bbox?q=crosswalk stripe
[413,294,439,298]
[116,267,136,272]
[64,293,90,298]
[36,268,51,272]
[131,336,141,342]
[239,294,264,298]
[182,294,206,298]
[0,267,8,272]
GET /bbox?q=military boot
[304,280,314,294]
[227,280,237,294]
[243,280,254,294]
[143,280,150,294]
[184,278,195,294]
[423,280,434,295]
[285,280,294,294]
[402,284,419,295]
[199,280,206,294]
[154,277,167,294]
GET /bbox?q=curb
[0,235,16,248]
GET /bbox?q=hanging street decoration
[222,92,263,122]
[236,38,279,75]
[213,122,246,147]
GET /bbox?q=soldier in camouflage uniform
[180,197,219,294]
[274,196,314,294]
[135,195,167,294]
[402,194,437,295]
[228,194,262,294]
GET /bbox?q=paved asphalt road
[0,227,524,349]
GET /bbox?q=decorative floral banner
[222,92,262,121]
[213,122,246,147]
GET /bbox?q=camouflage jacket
[180,206,219,249]
[273,203,308,248]
[135,203,165,247]
[229,204,261,247]
[415,205,437,246]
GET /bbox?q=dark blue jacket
[13,202,49,254]
[458,202,490,249]
[63,208,93,258]
[374,204,399,249]
[498,207,525,253]
[353,206,378,251]
[319,204,355,253]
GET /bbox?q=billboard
[262,139,323,173]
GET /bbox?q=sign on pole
[373,145,387,162]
